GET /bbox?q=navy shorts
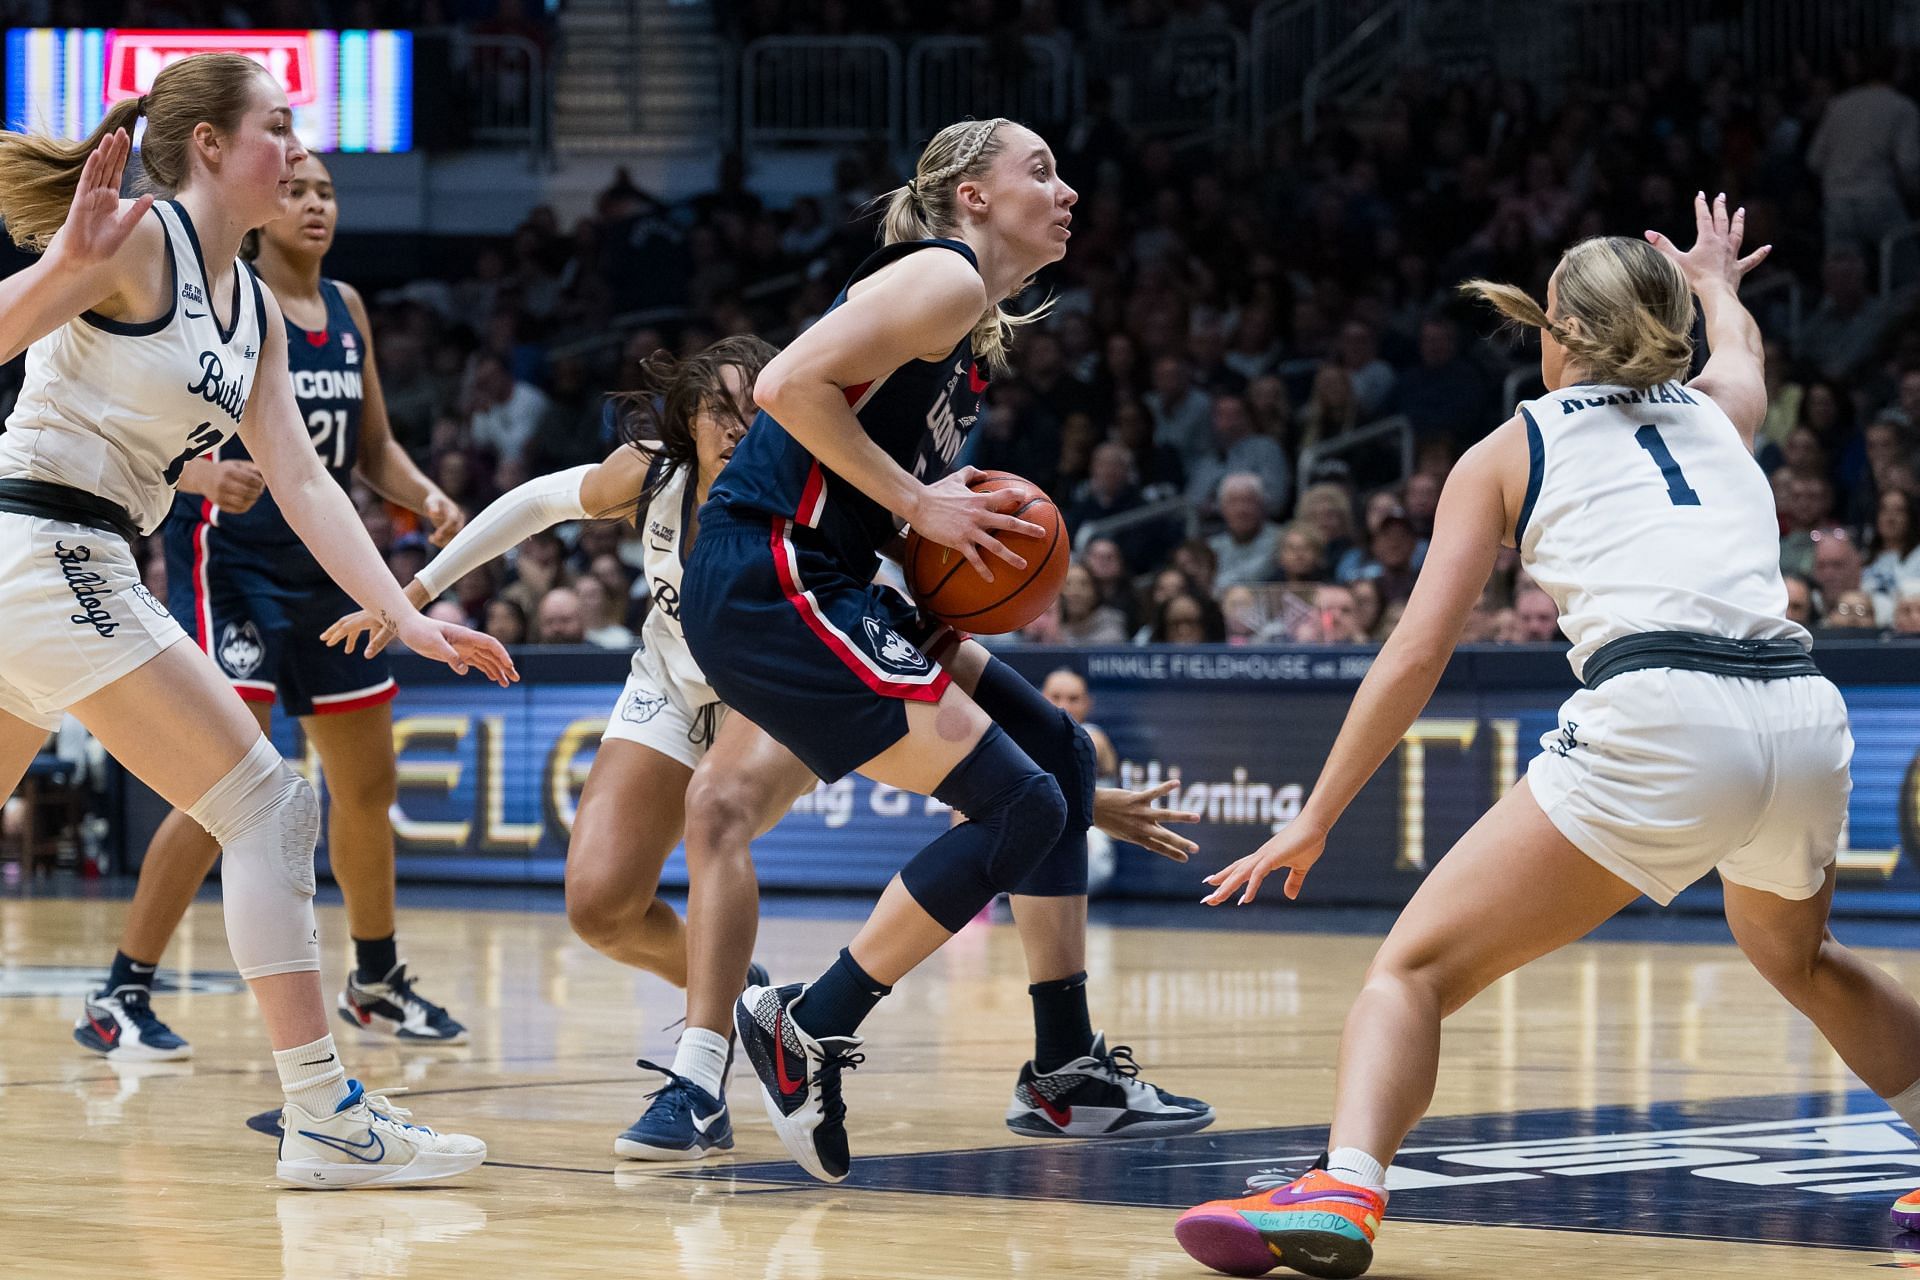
[681,509,961,782]
[163,520,396,718]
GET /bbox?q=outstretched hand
[1645,191,1771,294]
[53,129,152,269]
[1092,781,1202,863]
[393,614,518,687]
[1201,818,1330,905]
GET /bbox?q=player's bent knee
[984,773,1067,887]
[682,773,761,851]
[187,738,323,980]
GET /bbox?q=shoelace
[1094,1043,1144,1080]
[635,1058,701,1115]
[812,1046,865,1128]
[1244,1167,1293,1192]
[361,1085,435,1135]
[384,968,453,1024]
[114,990,175,1041]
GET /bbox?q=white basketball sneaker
[276,1080,486,1189]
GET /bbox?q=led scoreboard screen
[5,28,413,153]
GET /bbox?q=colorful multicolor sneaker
[733,981,864,1183]
[1893,1187,1920,1232]
[1006,1032,1214,1138]
[1175,1167,1387,1278]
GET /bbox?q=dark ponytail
[610,334,779,517]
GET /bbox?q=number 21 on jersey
[1633,423,1701,507]
[308,409,350,470]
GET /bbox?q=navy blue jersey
[708,239,986,571]
[167,277,365,546]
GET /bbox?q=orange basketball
[904,470,1069,635]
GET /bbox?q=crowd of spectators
[8,11,1920,651]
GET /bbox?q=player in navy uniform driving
[683,118,1215,1184]
[74,154,472,1064]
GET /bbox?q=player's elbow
[752,363,797,421]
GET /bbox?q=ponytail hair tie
[135,94,148,116]
[906,178,921,202]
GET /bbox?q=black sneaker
[1005,1031,1214,1138]
[337,962,468,1044]
[733,982,863,1183]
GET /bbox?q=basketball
[904,470,1068,634]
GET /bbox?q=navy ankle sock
[792,948,891,1040]
[104,950,157,996]
[1030,971,1093,1072]
[354,934,398,985]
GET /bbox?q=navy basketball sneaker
[614,1060,735,1161]
[73,986,192,1061]
[1006,1032,1215,1138]
[733,981,865,1183]
[337,962,467,1044]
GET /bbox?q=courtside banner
[276,642,1920,906]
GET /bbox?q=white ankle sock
[1327,1146,1388,1192]
[672,1026,731,1100]
[273,1034,350,1116]
[1885,1076,1920,1135]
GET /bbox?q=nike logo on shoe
[690,1109,722,1135]
[773,1007,806,1097]
[1034,1092,1071,1126]
[298,1127,387,1162]
[87,1012,121,1046]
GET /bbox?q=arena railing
[1297,414,1415,505]
[1248,0,1365,136]
[1083,28,1250,138]
[1074,496,1199,555]
[905,37,1075,150]
[459,32,550,164]
[1300,0,1418,141]
[741,35,903,147]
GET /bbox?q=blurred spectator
[1208,474,1283,589]
[1081,537,1146,631]
[1041,667,1118,778]
[1335,320,1397,419]
[1146,355,1213,470]
[467,351,551,471]
[1784,573,1817,627]
[535,587,586,644]
[1066,442,1171,572]
[1148,591,1226,645]
[1270,520,1329,586]
[1295,364,1359,455]
[1390,316,1493,449]
[1050,562,1130,644]
[1865,488,1920,621]
[1404,470,1443,543]
[1811,529,1866,614]
[1806,52,1920,261]
[1351,504,1421,604]
[576,575,635,649]
[1896,584,1920,635]
[1796,246,1897,383]
[1512,587,1563,642]
[1297,482,1365,580]
[1822,590,1880,632]
[1779,475,1840,577]
[1292,583,1370,644]
[1187,394,1291,518]
[426,600,467,625]
[485,598,528,646]
[1349,577,1385,641]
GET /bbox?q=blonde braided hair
[881,117,1048,374]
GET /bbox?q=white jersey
[635,458,718,707]
[1515,379,1809,681]
[0,200,267,535]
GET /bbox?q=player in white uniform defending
[328,334,1208,1162]
[1176,195,1920,1277]
[0,53,512,1187]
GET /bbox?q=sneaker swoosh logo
[773,1007,806,1097]
[690,1109,721,1135]
[298,1127,386,1163]
[87,1011,122,1046]
[1034,1092,1071,1126]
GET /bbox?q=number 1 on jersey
[1634,423,1701,506]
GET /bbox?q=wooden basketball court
[4,892,1918,1278]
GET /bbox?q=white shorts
[1527,667,1853,905]
[598,643,728,770]
[0,514,187,731]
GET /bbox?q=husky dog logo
[621,690,669,724]
[863,617,929,674]
[217,621,265,679]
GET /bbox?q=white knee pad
[187,737,323,981]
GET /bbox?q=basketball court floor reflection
[5,892,1920,1278]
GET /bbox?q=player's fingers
[984,512,1047,540]
[979,533,1028,571]
[1238,864,1269,904]
[1729,205,1746,252]
[1737,244,1772,274]
[1285,865,1310,900]
[960,541,994,584]
[366,630,393,658]
[1694,190,1711,235]
[1159,807,1203,825]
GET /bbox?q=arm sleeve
[413,464,594,599]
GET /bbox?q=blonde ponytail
[880,117,1050,374]
[1461,236,1694,389]
[0,52,270,251]
[0,97,144,250]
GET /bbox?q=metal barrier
[1248,0,1353,134]
[1085,28,1249,137]
[1297,414,1414,504]
[1074,496,1197,554]
[1301,0,1416,140]
[461,33,548,161]
[742,35,901,147]
[1555,0,1894,86]
[906,36,1074,147]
